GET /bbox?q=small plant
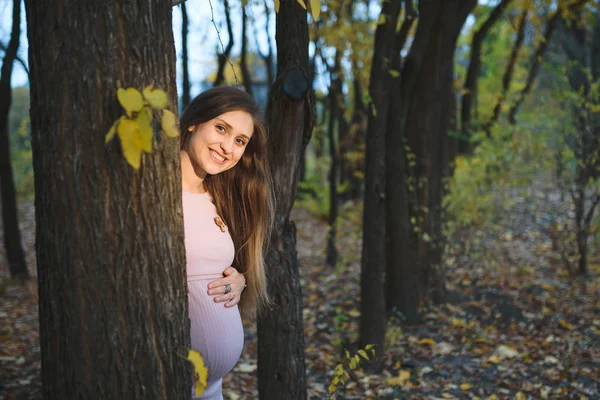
[327,345,376,399]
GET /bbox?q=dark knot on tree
[283,67,309,101]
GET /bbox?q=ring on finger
[224,283,232,294]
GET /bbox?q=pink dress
[183,190,244,400]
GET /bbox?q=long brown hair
[180,86,273,319]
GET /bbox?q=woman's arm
[207,266,246,308]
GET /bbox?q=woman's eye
[236,138,246,146]
[216,125,226,132]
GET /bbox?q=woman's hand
[207,266,246,308]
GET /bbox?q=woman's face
[185,110,254,177]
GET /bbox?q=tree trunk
[326,51,341,267]
[0,0,28,281]
[460,0,512,151]
[359,0,402,365]
[25,1,191,398]
[241,3,253,96]
[181,2,191,109]
[257,0,313,398]
[214,0,234,87]
[385,0,436,324]
[403,0,475,306]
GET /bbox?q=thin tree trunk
[181,2,191,109]
[257,0,314,398]
[326,51,341,267]
[461,0,512,151]
[241,3,253,96]
[259,0,275,87]
[25,0,190,398]
[507,0,590,124]
[0,0,28,281]
[359,0,402,366]
[214,0,235,87]
[485,6,528,134]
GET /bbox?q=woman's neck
[180,150,207,194]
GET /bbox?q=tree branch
[508,0,591,124]
[461,0,512,142]
[0,42,29,81]
[484,5,528,135]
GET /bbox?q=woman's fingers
[213,292,236,304]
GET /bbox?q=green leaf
[117,88,144,118]
[389,69,400,78]
[358,349,370,360]
[143,85,169,110]
[161,110,179,138]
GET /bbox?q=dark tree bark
[241,3,253,96]
[326,51,341,267]
[400,0,476,308]
[341,58,367,200]
[181,2,191,109]
[25,1,190,398]
[0,0,28,281]
[460,0,512,151]
[257,0,314,398]
[484,6,528,134]
[384,0,421,324]
[214,0,235,87]
[359,0,402,365]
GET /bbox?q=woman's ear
[188,125,195,133]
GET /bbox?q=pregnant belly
[187,279,244,382]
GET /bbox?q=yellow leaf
[452,318,467,328]
[117,88,144,118]
[419,338,435,346]
[387,370,410,386]
[117,119,143,169]
[309,0,320,20]
[487,395,498,400]
[460,383,473,390]
[349,357,357,370]
[559,319,574,331]
[515,392,527,400]
[358,349,369,360]
[143,85,169,109]
[161,110,179,138]
[442,392,454,398]
[187,349,208,398]
[136,107,153,153]
[105,118,120,143]
[365,344,375,350]
[296,0,306,9]
[487,355,501,364]
[348,309,360,318]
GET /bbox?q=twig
[209,0,239,84]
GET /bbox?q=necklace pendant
[214,216,227,233]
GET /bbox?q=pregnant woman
[180,87,273,399]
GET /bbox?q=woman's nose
[220,137,234,154]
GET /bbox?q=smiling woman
[179,86,273,400]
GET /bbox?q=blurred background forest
[1,0,600,399]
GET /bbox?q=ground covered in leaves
[1,197,599,399]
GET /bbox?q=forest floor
[0,193,599,400]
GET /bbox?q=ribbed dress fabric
[183,190,244,400]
